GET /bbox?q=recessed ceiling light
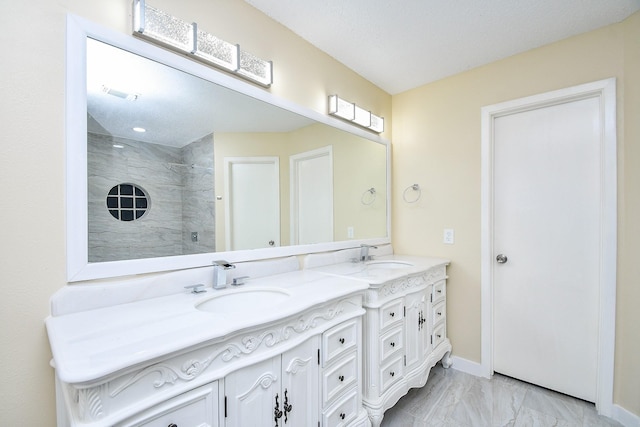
[102,85,140,101]
[133,127,146,133]
[112,144,124,149]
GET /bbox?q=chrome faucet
[212,260,236,289]
[360,244,378,262]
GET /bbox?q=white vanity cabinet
[362,263,452,427]
[48,278,372,427]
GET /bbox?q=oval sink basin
[196,288,291,314]
[365,261,414,269]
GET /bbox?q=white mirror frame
[66,14,391,282]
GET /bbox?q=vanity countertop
[308,254,450,285]
[46,269,369,385]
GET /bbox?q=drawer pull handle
[339,375,344,382]
[390,312,395,317]
[437,289,442,293]
[390,342,395,347]
[340,412,346,420]
[339,337,345,344]
[390,371,395,377]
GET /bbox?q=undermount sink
[196,288,291,314]
[365,260,414,269]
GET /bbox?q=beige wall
[214,124,386,248]
[0,1,390,424]
[392,12,639,416]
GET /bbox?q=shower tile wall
[88,132,215,262]
[181,134,215,255]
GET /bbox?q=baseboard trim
[613,404,640,427]
[449,356,487,378]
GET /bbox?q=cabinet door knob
[390,371,395,377]
[390,342,395,347]
[340,412,346,420]
[390,312,395,317]
[339,375,344,382]
[339,337,345,344]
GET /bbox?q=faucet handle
[213,260,236,270]
[184,284,207,294]
[231,276,250,286]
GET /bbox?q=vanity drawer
[379,355,404,393]
[379,298,404,331]
[432,300,446,326]
[322,388,359,427]
[323,351,358,404]
[432,322,446,349]
[379,326,403,362]
[323,319,358,366]
[115,382,217,427]
[432,280,446,304]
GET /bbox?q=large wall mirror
[67,15,390,282]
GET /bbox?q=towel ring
[402,184,421,203]
[361,187,376,205]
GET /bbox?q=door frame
[289,146,334,245]
[480,78,617,415]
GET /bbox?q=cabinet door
[281,337,320,426]
[225,356,281,427]
[404,289,429,369]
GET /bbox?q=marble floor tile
[380,364,622,427]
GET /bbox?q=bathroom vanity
[306,249,452,426]
[47,250,450,427]
[47,257,372,426]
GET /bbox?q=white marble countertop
[46,269,369,385]
[308,254,450,285]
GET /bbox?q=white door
[492,96,603,402]
[224,157,280,250]
[290,147,333,245]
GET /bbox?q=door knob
[496,254,508,264]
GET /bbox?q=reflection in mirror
[85,38,387,264]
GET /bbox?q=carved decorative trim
[286,356,311,375]
[110,298,350,396]
[377,268,445,298]
[238,372,278,401]
[78,386,104,421]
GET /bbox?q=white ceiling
[87,39,314,147]
[245,0,640,94]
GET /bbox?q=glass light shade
[194,27,239,71]
[134,0,194,52]
[370,114,385,133]
[328,95,355,121]
[237,50,273,87]
[353,105,372,128]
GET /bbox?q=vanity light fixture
[328,95,384,133]
[132,127,146,133]
[132,0,273,87]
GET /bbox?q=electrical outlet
[443,229,454,244]
[347,226,354,239]
[191,231,198,242]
